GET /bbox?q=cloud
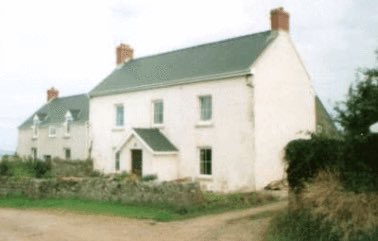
[0,0,377,150]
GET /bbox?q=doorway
[131,149,142,176]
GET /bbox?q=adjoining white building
[89,7,335,192]
[17,88,90,161]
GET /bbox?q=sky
[0,0,377,151]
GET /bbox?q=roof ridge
[130,30,272,62]
[51,93,88,101]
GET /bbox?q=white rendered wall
[252,32,316,190]
[90,77,256,192]
[17,123,89,160]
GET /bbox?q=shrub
[284,135,344,192]
[141,174,157,182]
[33,160,51,178]
[284,134,378,192]
[112,171,129,181]
[266,209,339,241]
[0,159,10,176]
[301,172,378,241]
[0,157,51,178]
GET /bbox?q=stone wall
[50,159,93,177]
[0,177,204,208]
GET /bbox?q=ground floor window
[115,151,120,171]
[44,155,51,162]
[31,148,37,160]
[64,148,71,160]
[200,148,212,175]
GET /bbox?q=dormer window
[64,111,73,137]
[32,115,39,138]
[49,126,57,137]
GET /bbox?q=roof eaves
[90,69,251,98]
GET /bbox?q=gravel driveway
[0,201,286,241]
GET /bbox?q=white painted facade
[90,31,316,192]
[17,123,90,160]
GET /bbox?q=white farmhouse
[17,88,90,161]
[89,8,334,192]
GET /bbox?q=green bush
[141,174,157,182]
[0,157,51,178]
[266,209,340,241]
[0,159,10,176]
[112,171,129,181]
[284,135,344,192]
[33,160,51,178]
[285,134,378,192]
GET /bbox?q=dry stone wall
[0,177,204,208]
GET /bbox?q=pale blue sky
[0,0,377,151]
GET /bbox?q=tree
[335,51,378,138]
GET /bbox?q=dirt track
[0,201,286,241]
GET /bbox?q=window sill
[195,121,213,128]
[112,127,125,132]
[152,123,164,129]
[196,175,213,181]
[32,136,38,140]
[63,135,71,139]
[49,135,56,138]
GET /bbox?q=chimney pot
[270,7,289,32]
[116,43,134,65]
[47,87,59,102]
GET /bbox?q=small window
[199,96,212,121]
[32,115,39,138]
[44,155,52,162]
[64,112,73,136]
[153,100,164,124]
[65,120,72,136]
[31,148,38,160]
[115,104,124,127]
[49,126,56,137]
[64,148,71,160]
[32,125,38,138]
[200,148,212,175]
[115,152,120,171]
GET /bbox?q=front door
[131,149,142,176]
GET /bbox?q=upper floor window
[153,100,164,125]
[32,115,39,138]
[64,112,73,136]
[199,95,212,121]
[115,104,124,127]
[49,126,57,137]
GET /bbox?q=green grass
[249,209,280,220]
[0,197,180,221]
[0,192,279,222]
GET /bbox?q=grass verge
[0,197,181,221]
[0,191,279,222]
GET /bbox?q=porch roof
[133,128,178,152]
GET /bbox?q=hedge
[284,134,378,192]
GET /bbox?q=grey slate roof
[315,96,339,137]
[19,94,89,129]
[133,128,178,152]
[90,30,277,97]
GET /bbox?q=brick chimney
[47,87,59,102]
[116,43,133,65]
[271,7,289,32]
